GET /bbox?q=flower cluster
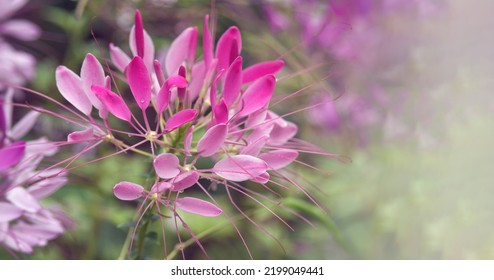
[55,10,322,258]
[0,0,40,88]
[0,90,68,254]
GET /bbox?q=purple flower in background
[0,90,69,254]
[0,0,40,89]
[263,0,443,144]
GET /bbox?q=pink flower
[0,92,69,254]
[0,0,40,89]
[55,10,330,259]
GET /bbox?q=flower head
[54,10,330,259]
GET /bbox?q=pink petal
[175,197,222,217]
[213,99,228,124]
[184,125,194,156]
[203,15,213,70]
[0,0,27,20]
[113,182,144,201]
[153,59,165,86]
[245,109,268,128]
[0,202,23,223]
[129,26,155,73]
[165,27,198,76]
[242,60,284,84]
[92,85,132,122]
[55,66,92,115]
[156,75,188,114]
[6,187,41,213]
[223,56,242,107]
[10,111,39,139]
[177,66,186,101]
[134,10,145,58]
[165,109,197,132]
[213,155,268,182]
[215,26,242,71]
[153,153,180,179]
[197,123,227,157]
[0,20,40,41]
[0,141,25,170]
[81,53,106,111]
[126,56,151,110]
[171,171,199,191]
[259,149,299,170]
[253,172,270,184]
[238,75,276,117]
[109,43,131,72]
[240,135,269,156]
[268,121,298,145]
[67,127,94,142]
[190,60,213,101]
[27,177,67,199]
[151,181,172,194]
[209,68,225,109]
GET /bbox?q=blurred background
[1,0,494,259]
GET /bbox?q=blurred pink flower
[0,90,68,254]
[0,0,40,89]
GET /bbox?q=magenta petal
[175,197,222,217]
[156,75,188,114]
[6,187,41,213]
[171,171,199,191]
[213,99,228,124]
[223,56,242,107]
[197,123,227,157]
[129,26,155,72]
[113,182,144,201]
[153,153,180,179]
[259,149,299,170]
[268,121,298,145]
[213,155,268,182]
[165,109,197,132]
[215,26,242,71]
[134,10,145,58]
[184,125,194,156]
[238,75,276,117]
[109,43,131,72]
[151,182,172,194]
[203,15,213,70]
[55,66,92,115]
[92,85,132,122]
[242,60,284,84]
[0,141,25,170]
[165,27,198,75]
[127,56,151,110]
[67,127,94,142]
[81,53,106,111]
[0,202,23,223]
[10,111,39,139]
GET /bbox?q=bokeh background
[1,0,494,259]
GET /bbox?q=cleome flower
[54,10,331,259]
[0,90,69,254]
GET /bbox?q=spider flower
[55,10,329,259]
[0,90,68,254]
